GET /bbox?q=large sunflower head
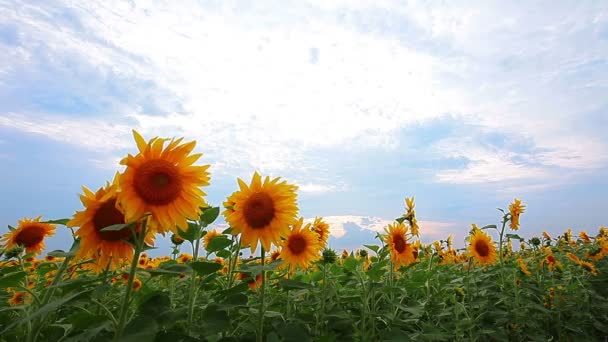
[223,172,298,252]
[311,217,330,247]
[508,198,525,230]
[118,130,211,235]
[68,176,154,271]
[467,227,498,265]
[383,222,416,267]
[1,217,56,255]
[279,218,321,270]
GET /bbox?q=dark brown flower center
[15,224,46,247]
[474,239,490,257]
[134,159,182,205]
[93,199,132,241]
[243,192,275,229]
[287,235,307,255]
[393,234,407,254]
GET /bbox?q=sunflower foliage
[1,132,607,342]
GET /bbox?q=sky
[1,1,607,255]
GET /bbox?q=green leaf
[216,293,248,309]
[47,250,74,258]
[63,321,111,342]
[276,321,310,342]
[200,206,220,226]
[138,292,171,317]
[0,271,26,289]
[206,235,232,253]
[178,222,201,242]
[42,218,70,225]
[213,283,249,299]
[363,244,380,253]
[147,264,192,277]
[506,233,523,241]
[117,315,159,342]
[216,249,232,259]
[100,222,134,232]
[481,225,497,230]
[278,279,313,290]
[395,217,406,224]
[343,257,360,271]
[221,227,233,235]
[1,289,92,334]
[201,304,230,335]
[190,261,223,276]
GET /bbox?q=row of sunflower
[0,130,607,341]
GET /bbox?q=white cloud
[298,183,337,194]
[306,215,456,240]
[1,1,607,189]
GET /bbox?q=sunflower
[132,278,143,291]
[118,130,211,235]
[517,257,532,276]
[383,222,417,268]
[586,238,608,261]
[542,248,562,271]
[508,198,525,230]
[311,217,330,247]
[1,217,56,256]
[203,229,221,250]
[279,218,321,270]
[68,177,153,271]
[403,197,420,236]
[542,232,551,240]
[467,227,498,265]
[7,291,28,306]
[223,172,298,253]
[177,253,193,263]
[237,272,263,290]
[579,231,591,243]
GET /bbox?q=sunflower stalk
[257,247,266,342]
[187,227,202,330]
[114,218,147,340]
[30,239,77,342]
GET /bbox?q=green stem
[498,216,508,266]
[257,247,266,342]
[31,242,76,342]
[187,235,202,329]
[114,220,147,340]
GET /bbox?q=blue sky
[1,1,607,255]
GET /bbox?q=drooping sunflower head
[508,198,525,230]
[1,217,56,255]
[203,229,222,250]
[467,228,498,265]
[68,177,155,271]
[311,217,330,247]
[383,222,416,267]
[118,130,211,235]
[579,231,591,243]
[279,218,321,270]
[223,172,298,253]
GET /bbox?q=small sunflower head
[171,234,185,245]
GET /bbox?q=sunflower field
[1,131,607,342]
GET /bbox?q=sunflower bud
[4,246,24,260]
[322,248,337,264]
[171,234,184,245]
[530,237,541,247]
[358,249,368,258]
